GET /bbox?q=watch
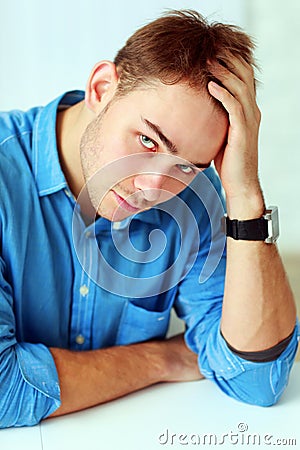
[223,206,279,244]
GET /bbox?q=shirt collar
[32,90,85,197]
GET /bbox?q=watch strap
[225,216,268,241]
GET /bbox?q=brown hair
[114,9,255,101]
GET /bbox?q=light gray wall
[245,0,300,254]
[0,0,245,109]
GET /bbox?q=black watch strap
[225,216,268,241]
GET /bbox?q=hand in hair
[207,55,264,219]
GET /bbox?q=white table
[1,362,299,450]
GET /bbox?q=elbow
[231,386,281,408]
[0,374,55,429]
[214,359,292,408]
[0,379,41,428]
[0,346,59,428]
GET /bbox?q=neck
[56,100,93,198]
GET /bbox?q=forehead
[112,82,228,161]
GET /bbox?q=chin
[96,195,139,222]
[96,205,132,223]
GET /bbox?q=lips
[112,190,141,212]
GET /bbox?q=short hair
[114,9,256,104]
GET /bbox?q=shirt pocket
[115,300,173,346]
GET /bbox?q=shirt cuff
[16,342,61,406]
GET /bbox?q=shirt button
[112,221,122,230]
[75,334,85,345]
[80,285,89,296]
[85,231,91,238]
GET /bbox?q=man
[0,10,298,428]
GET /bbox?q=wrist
[144,340,171,383]
[226,189,265,220]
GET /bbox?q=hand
[208,56,265,218]
[160,334,203,382]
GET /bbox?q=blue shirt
[0,91,298,428]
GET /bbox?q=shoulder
[182,166,224,200]
[0,108,41,207]
[0,107,40,147]
[0,106,41,167]
[178,167,225,217]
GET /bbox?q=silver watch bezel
[264,206,279,244]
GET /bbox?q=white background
[0,0,299,254]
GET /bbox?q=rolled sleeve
[175,168,299,406]
[187,317,299,407]
[0,344,60,428]
[0,257,61,428]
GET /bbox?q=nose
[133,173,166,202]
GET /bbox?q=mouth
[112,190,142,213]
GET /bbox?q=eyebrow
[141,117,211,170]
[142,117,178,154]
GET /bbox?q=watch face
[265,206,279,243]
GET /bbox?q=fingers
[208,81,248,152]
[211,55,256,94]
[226,55,256,90]
[208,55,260,125]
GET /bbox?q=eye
[139,135,157,151]
[176,164,194,175]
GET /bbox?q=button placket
[70,217,94,350]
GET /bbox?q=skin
[49,58,296,418]
[58,66,227,222]
[207,56,296,349]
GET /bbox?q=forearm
[49,334,201,418]
[49,342,166,417]
[221,193,297,351]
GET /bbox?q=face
[80,82,228,222]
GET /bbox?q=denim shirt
[0,91,298,428]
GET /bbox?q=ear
[85,61,119,113]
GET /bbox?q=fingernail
[208,81,220,90]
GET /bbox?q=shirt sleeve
[174,170,299,407]
[0,255,61,428]
[176,235,299,406]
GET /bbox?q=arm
[207,56,297,351]
[0,256,60,428]
[0,255,200,427]
[49,334,202,418]
[175,170,298,406]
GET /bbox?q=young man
[0,10,298,428]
